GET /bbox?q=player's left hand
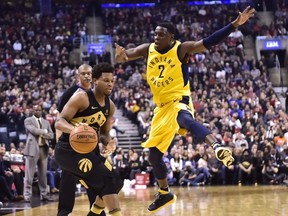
[106,138,116,153]
[100,138,116,157]
[233,6,255,27]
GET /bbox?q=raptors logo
[78,158,92,173]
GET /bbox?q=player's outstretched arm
[179,6,255,58]
[115,43,150,63]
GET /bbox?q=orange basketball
[69,125,98,154]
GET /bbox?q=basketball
[69,125,98,154]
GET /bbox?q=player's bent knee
[101,178,123,197]
[177,110,211,142]
[148,148,162,166]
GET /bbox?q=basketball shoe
[148,189,177,212]
[212,143,234,167]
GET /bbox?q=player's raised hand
[115,43,128,62]
[232,6,255,27]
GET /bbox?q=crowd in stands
[0,0,288,203]
[0,1,88,202]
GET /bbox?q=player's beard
[104,90,112,96]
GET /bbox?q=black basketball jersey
[58,89,110,144]
[57,85,85,113]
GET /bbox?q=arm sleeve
[202,23,236,49]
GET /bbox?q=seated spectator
[47,147,60,193]
[137,106,150,140]
[170,152,183,185]
[238,149,256,185]
[207,152,226,185]
[140,149,155,186]
[9,148,25,198]
[179,161,205,186]
[262,157,285,185]
[0,145,22,202]
[274,133,287,153]
[251,145,264,184]
[128,152,141,180]
[165,160,176,186]
[113,148,129,180]
[197,153,212,183]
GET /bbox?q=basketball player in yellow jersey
[115,6,255,213]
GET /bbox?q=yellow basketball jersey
[146,40,191,106]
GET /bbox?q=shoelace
[154,192,161,199]
[152,192,164,204]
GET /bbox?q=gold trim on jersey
[104,159,112,171]
[79,179,89,189]
[70,111,107,127]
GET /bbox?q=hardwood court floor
[2,185,288,216]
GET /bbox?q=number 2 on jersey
[158,65,164,78]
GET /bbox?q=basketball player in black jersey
[56,64,98,216]
[55,63,123,216]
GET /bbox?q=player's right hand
[115,43,128,61]
[74,122,88,127]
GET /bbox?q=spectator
[170,152,183,185]
[262,157,285,185]
[113,148,129,180]
[47,147,60,194]
[179,161,205,186]
[23,105,54,202]
[128,152,141,180]
[238,149,256,185]
[0,145,23,202]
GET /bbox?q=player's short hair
[157,22,176,35]
[92,63,114,79]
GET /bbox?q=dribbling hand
[100,138,116,157]
[106,138,116,153]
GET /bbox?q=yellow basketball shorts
[142,100,194,153]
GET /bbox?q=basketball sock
[87,203,106,216]
[211,141,221,150]
[109,209,122,216]
[159,186,169,193]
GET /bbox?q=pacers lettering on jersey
[150,76,174,87]
[148,57,175,69]
[148,56,175,88]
